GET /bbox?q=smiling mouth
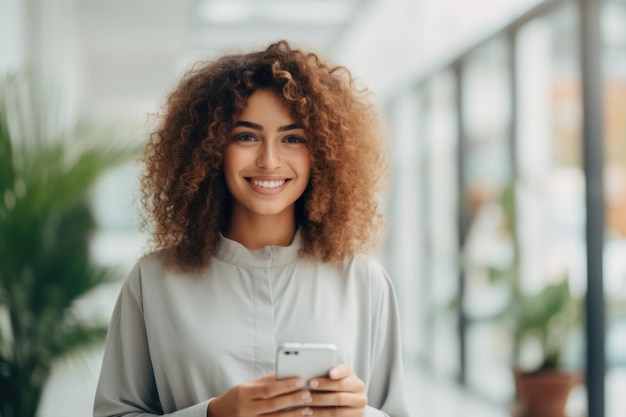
[247,178,289,189]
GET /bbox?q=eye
[283,135,306,144]
[235,133,257,142]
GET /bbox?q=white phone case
[275,343,338,382]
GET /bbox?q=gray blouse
[93,231,410,417]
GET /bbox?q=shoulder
[120,249,214,309]
[123,249,168,284]
[120,249,185,299]
[340,254,394,292]
[343,253,388,276]
[334,255,401,321]
[116,251,165,304]
[135,249,168,277]
[132,248,212,280]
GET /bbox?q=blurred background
[1,0,625,416]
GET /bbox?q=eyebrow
[234,121,303,132]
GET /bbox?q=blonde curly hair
[140,40,389,271]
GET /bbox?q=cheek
[222,146,242,174]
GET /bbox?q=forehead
[238,90,295,121]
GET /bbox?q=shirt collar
[214,229,303,267]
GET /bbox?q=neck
[224,210,297,250]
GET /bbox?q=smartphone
[275,343,338,383]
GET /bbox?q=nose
[256,141,282,169]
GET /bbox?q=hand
[306,365,368,416]
[207,374,314,417]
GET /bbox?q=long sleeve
[93,264,209,417]
[363,261,410,417]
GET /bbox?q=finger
[309,391,368,409]
[328,364,351,380]
[303,407,365,417]
[262,406,315,417]
[307,365,352,391]
[255,389,314,414]
[248,376,307,399]
[308,374,364,393]
[256,374,278,383]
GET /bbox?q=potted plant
[505,279,582,417]
[475,183,583,417]
[0,74,136,417]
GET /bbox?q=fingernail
[294,378,305,388]
[300,407,314,416]
[301,391,312,402]
[308,379,319,388]
[329,369,339,378]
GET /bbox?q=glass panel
[385,91,426,364]
[425,72,460,378]
[461,37,514,402]
[516,4,586,415]
[602,1,626,416]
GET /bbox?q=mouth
[246,178,289,189]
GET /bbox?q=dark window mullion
[580,0,606,416]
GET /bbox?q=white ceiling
[68,0,375,125]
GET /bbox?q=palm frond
[52,323,110,361]
[0,73,138,417]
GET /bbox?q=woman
[94,40,409,417]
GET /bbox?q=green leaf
[0,73,138,416]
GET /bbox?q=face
[223,89,311,222]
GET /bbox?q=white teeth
[250,179,286,189]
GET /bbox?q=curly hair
[140,40,389,271]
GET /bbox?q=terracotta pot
[512,369,581,417]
